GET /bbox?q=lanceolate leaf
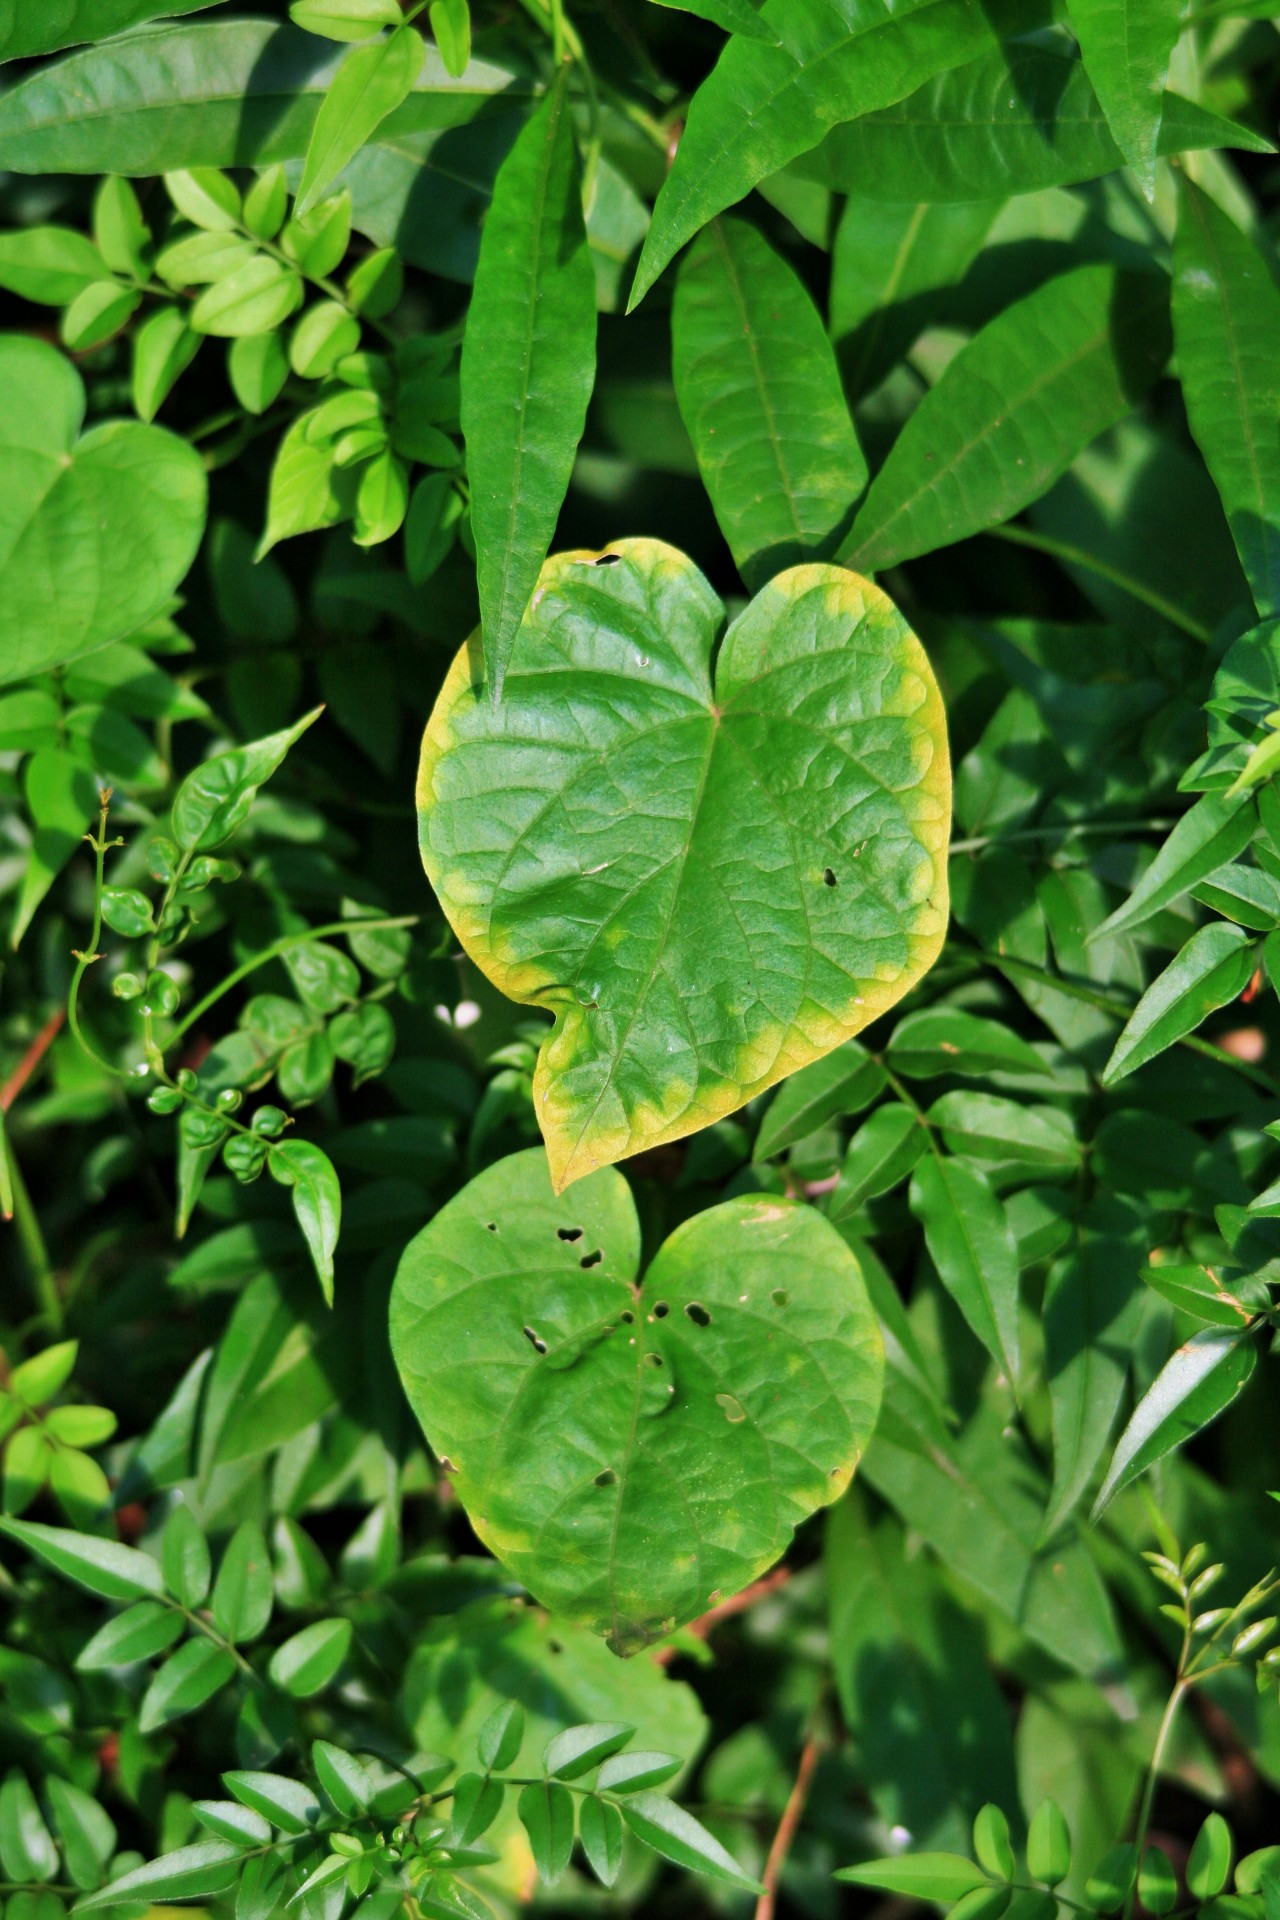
[840,267,1171,572]
[1092,1324,1260,1516]
[672,216,867,590]
[296,27,425,218]
[1069,0,1185,196]
[1174,179,1280,618]
[417,540,950,1188]
[0,20,533,175]
[391,1148,883,1652]
[0,335,206,685]
[909,1154,1020,1390]
[460,69,596,697]
[0,0,222,60]
[1041,1196,1146,1538]
[1102,921,1256,1085]
[628,0,1052,309]
[1094,790,1256,939]
[797,44,1268,202]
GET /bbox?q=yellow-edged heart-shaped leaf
[417,538,950,1190]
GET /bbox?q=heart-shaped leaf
[390,1148,883,1653]
[0,335,206,685]
[417,538,950,1190]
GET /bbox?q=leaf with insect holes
[417,538,950,1191]
[391,1147,883,1654]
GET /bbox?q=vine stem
[166,914,419,1047]
[755,1733,821,1920]
[1126,1676,1189,1916]
[949,816,1175,857]
[987,524,1215,644]
[66,790,128,1082]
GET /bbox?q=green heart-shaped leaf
[390,1148,883,1653]
[417,539,950,1190]
[0,334,207,686]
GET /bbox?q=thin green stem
[5,1145,62,1334]
[987,524,1216,645]
[66,792,129,1082]
[166,915,418,1047]
[950,816,1176,857]
[1127,1676,1188,1910]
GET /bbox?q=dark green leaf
[0,1518,164,1600]
[138,1637,237,1731]
[909,1155,1020,1389]
[753,1042,885,1161]
[1102,922,1257,1085]
[268,1139,342,1304]
[516,1780,574,1885]
[1093,1324,1260,1515]
[266,1617,352,1696]
[620,1791,764,1893]
[72,1841,242,1909]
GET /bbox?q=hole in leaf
[522,1326,548,1356]
[594,1468,618,1487]
[652,1301,670,1318]
[485,1222,497,1232]
[580,1249,603,1268]
[620,1310,635,1324]
[716,1392,747,1423]
[595,553,621,566]
[643,1352,664,1368]
[771,1288,789,1307]
[685,1302,711,1326]
[823,867,837,887]
[557,1226,584,1242]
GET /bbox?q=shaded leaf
[1102,922,1256,1085]
[909,1155,1020,1389]
[1092,1325,1260,1515]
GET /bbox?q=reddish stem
[755,1733,822,1920]
[1,1008,65,1113]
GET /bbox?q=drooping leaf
[799,41,1265,202]
[840,266,1171,571]
[417,539,950,1187]
[1173,178,1280,618]
[1102,922,1257,1085]
[391,1147,883,1652]
[1092,1324,1260,1515]
[138,1637,237,1731]
[1069,0,1184,195]
[0,335,206,686]
[629,0,1053,308]
[268,1138,342,1303]
[460,69,596,696]
[909,1155,1020,1389]
[672,215,866,589]
[516,1780,575,1885]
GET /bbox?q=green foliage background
[1,2,1280,1917]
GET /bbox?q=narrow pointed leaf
[0,1518,164,1600]
[296,27,425,217]
[836,1855,989,1899]
[138,1637,237,1731]
[1070,0,1184,195]
[1094,791,1256,939]
[649,0,777,37]
[619,1791,765,1893]
[1093,1324,1259,1515]
[840,266,1171,571]
[72,1841,243,1909]
[0,2,221,60]
[1101,922,1256,1085]
[1174,178,1280,618]
[672,216,866,590]
[460,68,595,696]
[909,1155,1020,1389]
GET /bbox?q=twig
[652,1567,792,1667]
[1,1008,66,1113]
[755,1733,822,1920]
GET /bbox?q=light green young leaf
[391,1148,883,1652]
[133,306,203,421]
[1092,1324,1260,1516]
[164,165,240,229]
[230,331,290,415]
[619,1791,764,1894]
[10,748,99,948]
[460,68,595,697]
[138,1637,237,1731]
[0,336,206,688]
[429,0,470,76]
[0,1518,164,1600]
[260,411,359,554]
[841,266,1171,571]
[799,44,1270,201]
[60,280,142,351]
[76,1600,186,1669]
[1186,1812,1234,1901]
[672,216,866,591]
[1102,922,1257,1085]
[836,1854,989,1899]
[1174,178,1280,619]
[72,1840,243,1910]
[0,0,221,60]
[909,1155,1021,1389]
[190,254,303,335]
[973,1804,1015,1880]
[211,1521,274,1644]
[268,1139,342,1304]
[1070,0,1184,196]
[0,226,106,304]
[290,0,403,39]
[47,1775,116,1890]
[172,706,322,851]
[296,26,425,217]
[0,1770,58,1883]
[418,541,949,1186]
[1027,1799,1071,1886]
[629,0,1050,308]
[828,1104,928,1221]
[10,1341,79,1404]
[1094,792,1256,939]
